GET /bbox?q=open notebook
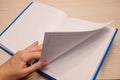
[0,2,118,80]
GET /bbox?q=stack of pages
[0,2,118,80]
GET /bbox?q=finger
[25,41,41,50]
[23,52,41,62]
[32,41,39,46]
[27,41,39,48]
[24,60,48,74]
[25,45,42,52]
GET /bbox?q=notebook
[0,2,118,80]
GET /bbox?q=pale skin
[0,41,47,80]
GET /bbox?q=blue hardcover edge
[0,2,56,80]
[0,46,14,56]
[92,28,118,80]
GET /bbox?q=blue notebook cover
[0,2,118,80]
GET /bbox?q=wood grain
[0,0,120,80]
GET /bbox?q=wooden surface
[0,0,120,80]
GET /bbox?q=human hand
[0,41,47,80]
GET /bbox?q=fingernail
[33,41,39,46]
[43,60,48,65]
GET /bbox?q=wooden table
[0,0,120,80]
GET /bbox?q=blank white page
[0,2,67,53]
[55,18,111,32]
[41,27,115,80]
[40,17,112,64]
[41,30,98,62]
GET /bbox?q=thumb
[24,60,47,74]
